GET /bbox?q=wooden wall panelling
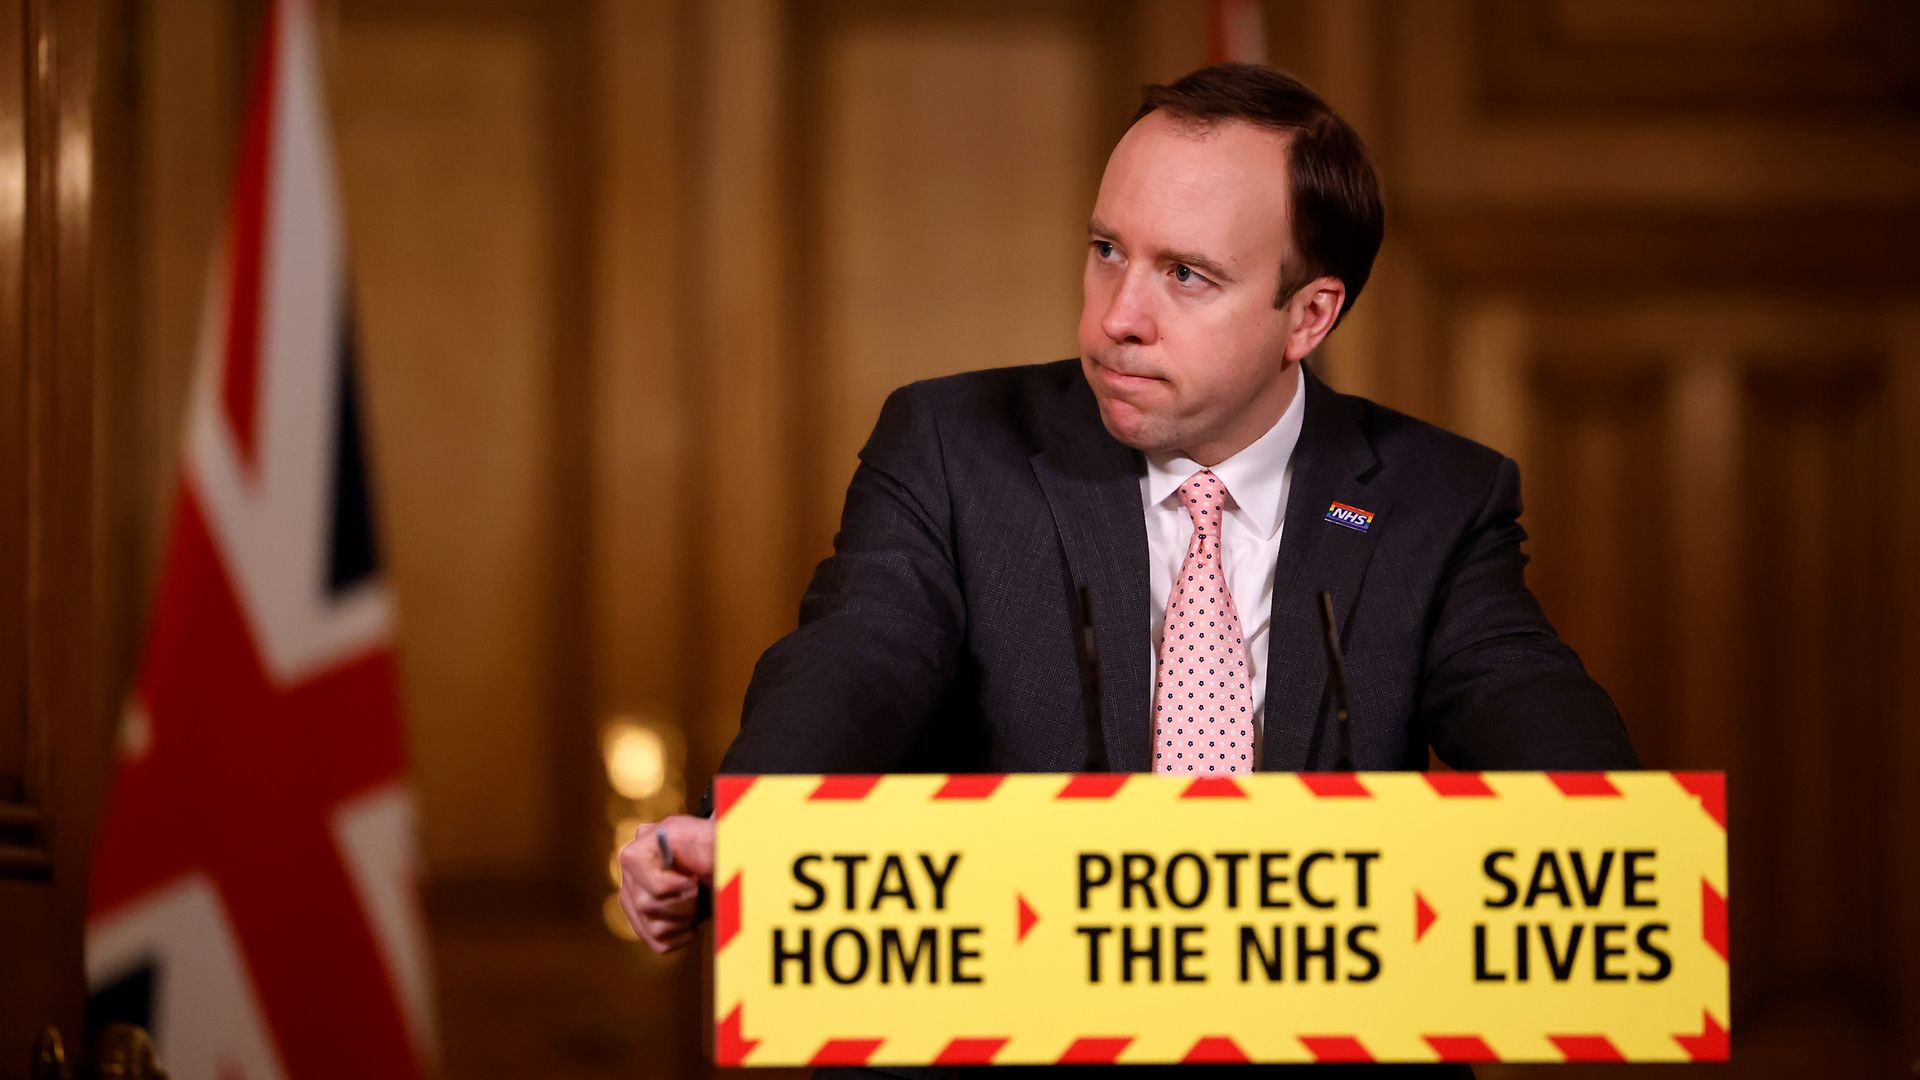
[587,1,708,1075]
[331,0,599,902]
[1450,294,1917,1077]
[588,0,688,810]
[1392,0,1920,207]
[1663,347,1740,771]
[0,0,105,1062]
[97,0,242,732]
[1889,304,1920,1054]
[792,0,1125,567]
[1523,350,1673,763]
[1733,352,1901,1073]
[1287,1,1920,1071]
[683,0,799,795]
[1475,0,1920,118]
[0,0,25,820]
[686,0,1161,780]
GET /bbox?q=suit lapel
[1031,376,1153,773]
[1260,364,1391,772]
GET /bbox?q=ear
[1282,276,1346,363]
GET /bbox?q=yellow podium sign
[711,772,1727,1067]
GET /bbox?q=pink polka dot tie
[1152,470,1253,774]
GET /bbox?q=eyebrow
[1088,217,1238,285]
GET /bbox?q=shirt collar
[1143,363,1306,540]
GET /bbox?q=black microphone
[1317,591,1355,772]
[1074,586,1109,772]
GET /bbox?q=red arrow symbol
[1017,893,1039,942]
[1415,891,1437,942]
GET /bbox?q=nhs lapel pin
[1324,501,1374,533]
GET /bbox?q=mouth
[1090,357,1164,390]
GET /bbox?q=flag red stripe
[87,491,418,1077]
[221,1,282,468]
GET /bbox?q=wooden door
[0,0,108,1076]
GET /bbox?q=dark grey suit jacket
[712,358,1639,1078]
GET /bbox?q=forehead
[1093,113,1293,275]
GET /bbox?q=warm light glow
[601,721,666,800]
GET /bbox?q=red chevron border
[932,1037,1009,1065]
[1423,1034,1497,1062]
[1703,878,1729,961]
[1300,773,1371,797]
[1673,771,1727,828]
[809,774,882,800]
[1300,1035,1371,1062]
[1180,776,1248,798]
[718,771,1728,1068]
[713,871,741,952]
[716,1025,1739,1065]
[809,1038,885,1065]
[1057,774,1129,798]
[1547,772,1622,796]
[1056,1037,1132,1064]
[1181,1036,1250,1064]
[1674,1011,1731,1061]
[712,774,756,819]
[933,774,1004,799]
[1424,771,1496,796]
[1549,1034,1624,1062]
[714,1002,759,1066]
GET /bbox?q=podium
[709,771,1728,1066]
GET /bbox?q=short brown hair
[1133,63,1384,325]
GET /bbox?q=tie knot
[1176,469,1228,535]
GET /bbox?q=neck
[1180,362,1301,466]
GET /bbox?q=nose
[1099,268,1156,346]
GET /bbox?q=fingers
[633,885,698,920]
[618,818,709,953]
[660,815,717,881]
[645,922,698,954]
[620,885,695,954]
[621,822,696,897]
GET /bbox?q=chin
[1094,397,1172,452]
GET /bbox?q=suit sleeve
[1420,456,1641,769]
[713,383,965,777]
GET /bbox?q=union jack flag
[85,3,436,1077]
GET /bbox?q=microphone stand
[1317,591,1355,772]
[1074,586,1109,772]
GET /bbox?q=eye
[1092,240,1116,260]
[1171,264,1210,287]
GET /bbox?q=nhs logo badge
[1325,501,1374,533]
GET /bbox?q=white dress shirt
[1141,364,1307,760]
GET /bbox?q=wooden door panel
[1447,295,1916,1075]
[1,0,105,1075]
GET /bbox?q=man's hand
[617,814,714,954]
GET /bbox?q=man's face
[1078,112,1310,465]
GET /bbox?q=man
[619,63,1637,1074]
